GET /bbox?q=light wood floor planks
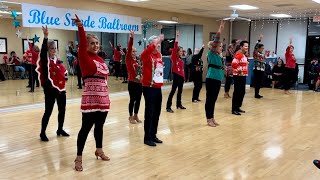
[0,85,320,179]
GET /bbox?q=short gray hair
[148,35,158,44]
[48,40,56,50]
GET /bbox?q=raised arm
[126,31,134,61]
[171,30,179,62]
[40,26,48,63]
[254,34,263,49]
[211,21,224,53]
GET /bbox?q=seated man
[9,51,25,79]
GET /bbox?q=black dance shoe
[232,111,241,116]
[56,130,70,137]
[177,105,186,109]
[153,137,163,144]
[40,133,49,142]
[144,140,156,146]
[166,108,174,113]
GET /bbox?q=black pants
[224,76,233,93]
[122,64,128,81]
[76,65,83,88]
[77,111,108,155]
[41,87,66,134]
[166,73,184,109]
[205,78,221,119]
[253,70,264,96]
[143,87,162,141]
[128,81,142,116]
[0,69,5,81]
[232,76,246,111]
[284,68,296,90]
[192,71,203,101]
[185,64,192,82]
[114,61,121,78]
[28,65,39,91]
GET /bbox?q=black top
[191,47,204,73]
[40,38,51,88]
[272,64,285,75]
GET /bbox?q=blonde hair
[87,34,99,42]
[207,41,222,50]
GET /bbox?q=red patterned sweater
[232,51,249,76]
[126,36,141,83]
[78,26,110,113]
[171,41,185,79]
[285,45,296,69]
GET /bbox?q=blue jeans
[14,66,25,78]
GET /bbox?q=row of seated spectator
[1,51,26,80]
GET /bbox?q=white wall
[277,21,307,64]
[176,24,194,51]
[232,21,250,42]
[194,25,203,50]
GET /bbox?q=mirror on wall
[0,2,203,108]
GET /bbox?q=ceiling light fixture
[0,1,21,4]
[0,10,22,15]
[229,5,259,10]
[270,14,292,18]
[157,20,178,24]
[312,0,320,4]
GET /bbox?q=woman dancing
[191,45,204,102]
[284,38,297,94]
[252,34,265,99]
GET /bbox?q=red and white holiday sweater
[126,36,141,83]
[285,45,296,69]
[28,42,40,66]
[140,44,164,88]
[171,41,185,79]
[78,26,110,113]
[232,51,249,76]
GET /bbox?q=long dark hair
[187,48,192,55]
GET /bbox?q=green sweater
[206,51,224,81]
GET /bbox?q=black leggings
[122,64,128,81]
[205,78,221,119]
[77,111,108,156]
[114,62,121,78]
[224,76,233,93]
[28,64,39,91]
[232,76,246,111]
[128,81,142,116]
[76,65,83,88]
[41,88,66,134]
[253,70,264,96]
[166,73,184,109]
[284,68,296,90]
[192,71,203,101]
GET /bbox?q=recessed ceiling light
[312,0,320,4]
[229,5,259,10]
[126,0,148,1]
[157,20,178,24]
[270,14,292,18]
[0,1,21,4]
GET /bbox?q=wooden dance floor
[0,84,320,179]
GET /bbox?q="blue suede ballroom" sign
[22,3,142,34]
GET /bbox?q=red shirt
[232,51,249,76]
[126,37,141,83]
[9,56,21,65]
[171,41,185,79]
[285,45,296,69]
[78,26,110,112]
[140,44,164,88]
[112,47,121,62]
[28,42,40,65]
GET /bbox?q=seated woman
[8,51,25,79]
[272,58,285,88]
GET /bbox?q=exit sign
[313,16,320,22]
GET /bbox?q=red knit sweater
[126,37,141,83]
[28,42,39,66]
[140,44,164,88]
[78,26,110,112]
[285,45,296,69]
[232,51,249,76]
[171,41,185,79]
[112,47,121,62]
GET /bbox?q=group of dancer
[33,16,299,171]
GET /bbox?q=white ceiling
[97,0,320,20]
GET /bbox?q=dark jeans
[122,64,128,81]
[224,76,233,93]
[284,68,296,90]
[185,64,192,82]
[41,88,66,134]
[128,81,142,116]
[114,61,121,78]
[253,70,264,96]
[166,73,184,109]
[28,64,39,91]
[77,111,108,155]
[143,86,162,141]
[192,71,203,101]
[232,76,246,111]
[205,78,221,119]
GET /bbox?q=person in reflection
[205,21,225,127]
[166,30,186,113]
[73,15,111,172]
[126,30,143,124]
[224,39,238,98]
[283,38,297,94]
[9,51,25,79]
[121,48,128,83]
[36,26,69,141]
[231,40,249,116]
[109,41,122,80]
[272,58,285,88]
[141,33,165,147]
[26,40,40,92]
[191,45,204,102]
[252,34,265,99]
[69,44,84,89]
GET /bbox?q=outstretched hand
[71,14,83,27]
[259,34,264,40]
[289,38,293,44]
[129,30,134,38]
[42,25,48,38]
[219,20,225,32]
